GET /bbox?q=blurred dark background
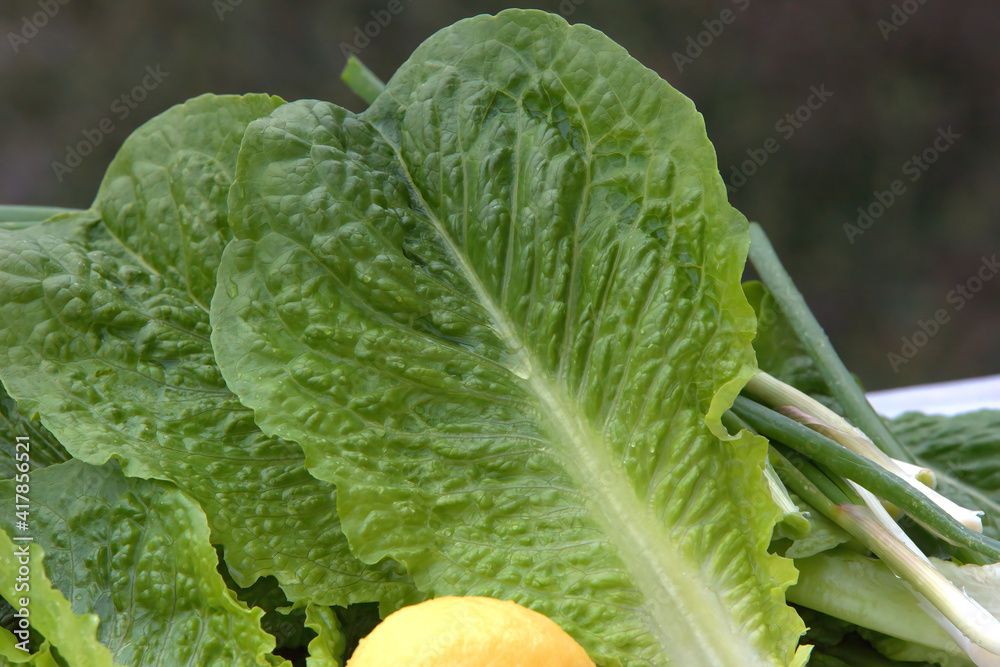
[1,0,997,390]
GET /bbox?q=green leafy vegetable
[0,520,117,667]
[210,10,807,666]
[789,549,1000,665]
[0,94,418,614]
[0,460,282,666]
[304,605,346,667]
[1,8,997,666]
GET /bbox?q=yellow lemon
[345,596,595,666]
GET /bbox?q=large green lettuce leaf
[211,10,806,665]
[0,94,417,612]
[0,460,283,666]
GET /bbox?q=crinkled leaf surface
[0,459,284,666]
[0,94,417,611]
[92,94,277,309]
[0,520,117,667]
[211,10,805,665]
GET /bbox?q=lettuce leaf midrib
[211,11,805,665]
[364,92,760,661]
[530,370,762,664]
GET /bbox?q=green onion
[747,223,912,462]
[340,55,386,106]
[731,396,1000,562]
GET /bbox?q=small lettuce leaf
[304,605,346,667]
[0,516,116,667]
[211,10,804,665]
[0,94,418,611]
[0,459,281,666]
[890,410,1000,541]
[92,94,277,309]
[0,631,60,666]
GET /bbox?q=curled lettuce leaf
[0,460,282,666]
[211,10,806,665]
[0,529,116,667]
[0,94,418,612]
[304,605,346,667]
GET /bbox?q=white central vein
[375,125,766,667]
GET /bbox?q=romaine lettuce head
[211,10,807,665]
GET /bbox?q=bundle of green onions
[735,225,1000,664]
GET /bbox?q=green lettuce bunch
[1,10,998,666]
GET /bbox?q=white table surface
[866,374,1000,418]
